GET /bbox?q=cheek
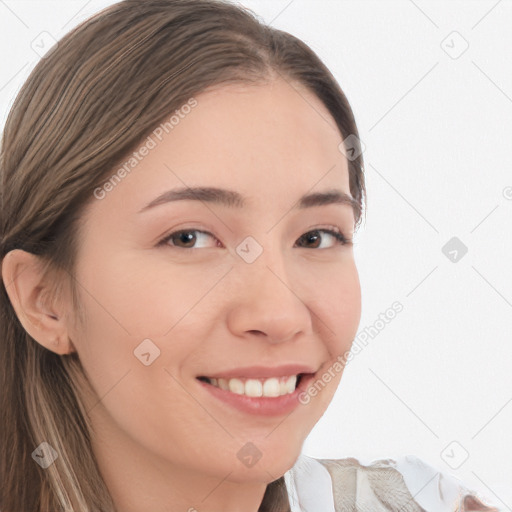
[68,271,211,463]
[74,245,224,338]
[68,250,227,416]
[313,258,361,354]
[300,264,360,412]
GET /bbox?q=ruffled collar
[282,453,494,512]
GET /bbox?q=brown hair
[0,0,366,510]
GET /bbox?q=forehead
[183,78,348,183]
[84,78,351,223]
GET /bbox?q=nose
[225,259,313,344]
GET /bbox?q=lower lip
[196,373,316,416]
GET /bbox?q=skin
[3,77,361,512]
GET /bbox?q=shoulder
[284,453,500,512]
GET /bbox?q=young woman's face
[70,78,361,483]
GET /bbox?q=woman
[0,0,499,510]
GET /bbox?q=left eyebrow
[137,186,359,217]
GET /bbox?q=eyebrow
[137,186,360,218]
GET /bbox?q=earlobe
[1,249,75,355]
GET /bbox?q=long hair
[0,1,366,510]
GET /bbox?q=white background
[1,0,511,507]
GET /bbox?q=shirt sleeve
[392,454,500,511]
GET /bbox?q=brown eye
[295,228,350,249]
[158,227,350,251]
[159,229,220,249]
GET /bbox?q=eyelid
[297,225,353,247]
[157,228,220,249]
[157,224,352,250]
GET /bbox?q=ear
[1,249,76,355]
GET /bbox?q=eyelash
[157,226,352,250]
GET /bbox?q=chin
[211,436,304,483]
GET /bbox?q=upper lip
[198,364,319,380]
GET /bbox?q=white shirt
[284,453,500,511]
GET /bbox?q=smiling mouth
[196,373,308,398]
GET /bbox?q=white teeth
[207,375,299,397]
[245,379,263,397]
[228,378,245,395]
[217,378,229,390]
[263,378,281,397]
[285,375,297,394]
